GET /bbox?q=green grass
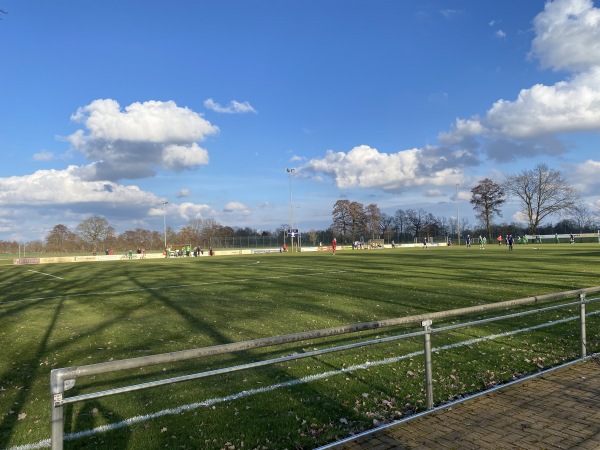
[2,244,600,449]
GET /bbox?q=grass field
[1,243,600,449]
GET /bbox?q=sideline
[27,270,64,280]
[8,312,597,450]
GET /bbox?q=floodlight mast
[456,183,460,246]
[161,201,168,252]
[286,168,295,252]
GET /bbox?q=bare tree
[470,178,505,241]
[504,164,580,235]
[380,213,395,243]
[568,205,596,233]
[75,216,114,253]
[405,208,430,239]
[348,201,367,242]
[460,217,472,237]
[364,203,382,239]
[45,224,77,253]
[393,209,407,242]
[332,200,352,243]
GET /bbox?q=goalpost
[165,243,192,257]
[369,239,385,248]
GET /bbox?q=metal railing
[50,286,600,449]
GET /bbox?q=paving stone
[326,360,600,450]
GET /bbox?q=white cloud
[530,0,600,72]
[495,29,506,39]
[438,118,483,145]
[175,202,217,221]
[303,145,469,192]
[162,143,209,170]
[485,69,600,138]
[33,150,55,161]
[0,166,222,239]
[435,0,600,164]
[71,99,218,143]
[0,166,156,206]
[440,9,459,19]
[176,189,191,198]
[223,201,252,216]
[204,98,257,114]
[68,99,218,181]
[572,159,600,194]
[456,189,471,201]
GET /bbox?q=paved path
[327,360,600,450]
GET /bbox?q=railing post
[422,319,434,410]
[579,293,587,358]
[50,369,64,450]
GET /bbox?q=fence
[207,234,325,249]
[50,286,600,449]
[206,234,451,249]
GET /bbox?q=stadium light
[161,201,168,251]
[286,168,295,252]
[456,183,460,246]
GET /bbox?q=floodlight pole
[286,168,295,252]
[161,201,168,251]
[456,183,460,246]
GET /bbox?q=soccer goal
[368,239,385,248]
[165,244,192,257]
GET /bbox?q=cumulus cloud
[162,143,209,170]
[302,145,476,192]
[572,159,600,194]
[435,0,600,164]
[68,99,218,181]
[204,98,257,114]
[438,118,483,147]
[485,69,600,138]
[0,166,158,207]
[530,0,600,72]
[0,166,220,234]
[223,201,252,216]
[168,202,218,221]
[425,189,444,197]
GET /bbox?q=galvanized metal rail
[50,286,600,449]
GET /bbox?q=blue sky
[1,0,600,242]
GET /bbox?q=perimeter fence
[49,286,600,449]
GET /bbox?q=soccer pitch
[2,244,600,449]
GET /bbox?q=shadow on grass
[63,399,130,449]
[0,297,65,448]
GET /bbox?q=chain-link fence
[207,234,330,249]
[205,233,462,249]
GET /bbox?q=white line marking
[8,313,592,450]
[27,270,64,280]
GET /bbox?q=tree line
[0,164,595,255]
[331,164,595,244]
[0,218,280,255]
